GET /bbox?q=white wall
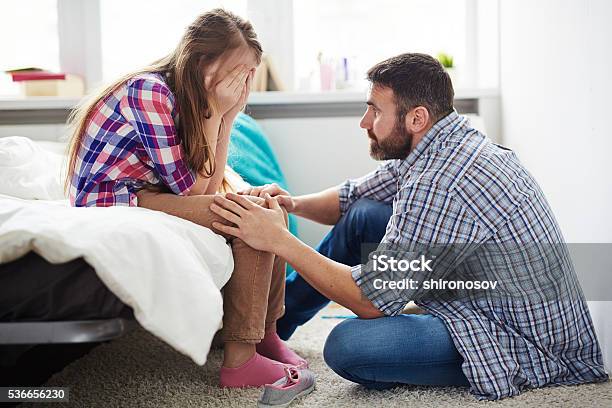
[259,117,378,247]
[499,0,612,369]
[259,108,496,248]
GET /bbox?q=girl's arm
[203,117,231,195]
[189,66,250,195]
[188,113,222,195]
[203,69,253,195]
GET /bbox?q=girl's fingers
[212,222,241,238]
[213,195,248,216]
[210,203,241,225]
[243,195,265,207]
[232,71,249,96]
[246,71,253,93]
[226,192,258,209]
[265,193,281,210]
[238,83,247,107]
[226,65,247,88]
[239,73,252,105]
[215,65,240,90]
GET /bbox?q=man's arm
[240,184,341,225]
[275,228,383,319]
[292,187,341,225]
[242,161,397,226]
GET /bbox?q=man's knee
[323,319,360,372]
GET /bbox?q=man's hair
[367,53,454,123]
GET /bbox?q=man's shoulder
[409,128,538,223]
[417,127,529,187]
[409,126,489,190]
[453,137,543,233]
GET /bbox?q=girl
[65,9,306,387]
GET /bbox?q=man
[210,53,608,400]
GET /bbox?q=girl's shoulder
[124,72,176,104]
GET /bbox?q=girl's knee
[230,237,256,254]
[230,238,275,274]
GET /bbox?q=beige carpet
[29,305,611,407]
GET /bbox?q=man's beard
[368,120,413,160]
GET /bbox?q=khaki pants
[137,190,285,343]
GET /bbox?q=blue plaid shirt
[339,111,608,400]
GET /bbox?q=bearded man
[210,53,608,400]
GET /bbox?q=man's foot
[257,331,308,368]
[220,353,291,388]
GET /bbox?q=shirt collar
[394,109,465,177]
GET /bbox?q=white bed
[0,136,236,365]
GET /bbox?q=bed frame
[0,253,136,349]
[0,319,136,345]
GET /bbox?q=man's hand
[210,192,288,252]
[210,192,383,319]
[239,183,296,213]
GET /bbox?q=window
[100,0,247,81]
[0,0,60,95]
[293,0,497,89]
[0,0,497,97]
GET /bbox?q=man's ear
[405,106,430,133]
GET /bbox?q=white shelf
[0,96,82,110]
[0,88,499,111]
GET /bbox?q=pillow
[0,136,67,200]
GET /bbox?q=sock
[256,331,308,368]
[219,352,289,388]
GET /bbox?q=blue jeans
[323,314,470,389]
[277,198,393,340]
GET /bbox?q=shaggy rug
[27,304,611,407]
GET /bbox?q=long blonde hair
[65,9,262,193]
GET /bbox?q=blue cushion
[228,113,299,241]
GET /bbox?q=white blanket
[0,195,233,365]
[0,137,235,365]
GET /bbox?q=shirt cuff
[165,165,197,196]
[350,264,406,317]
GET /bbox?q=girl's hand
[205,65,249,117]
[210,192,287,253]
[224,69,254,121]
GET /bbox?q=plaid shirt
[339,111,608,400]
[70,73,196,207]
